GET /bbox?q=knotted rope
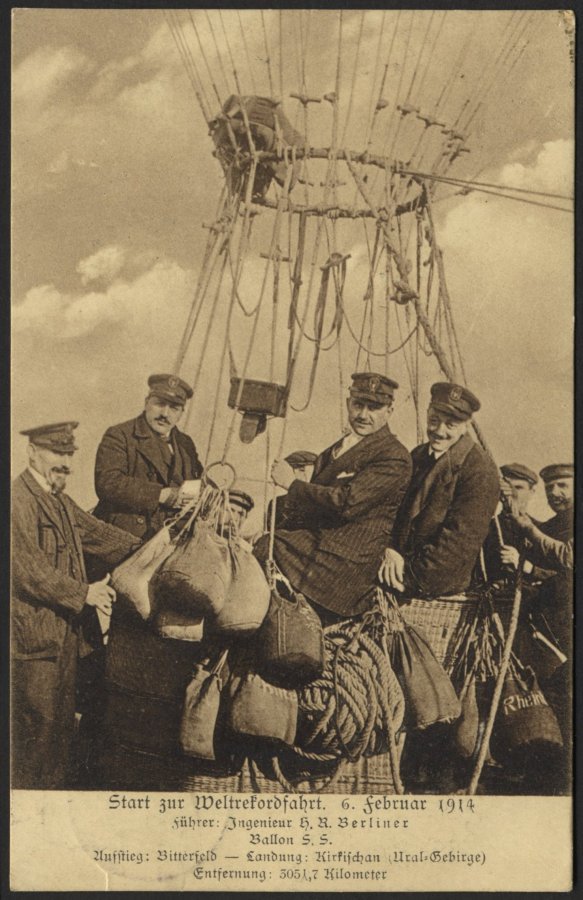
[270,594,405,793]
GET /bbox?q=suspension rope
[236,10,257,94]
[260,10,275,97]
[204,9,231,98]
[165,10,212,121]
[339,10,366,148]
[187,9,223,107]
[398,168,573,202]
[221,166,294,462]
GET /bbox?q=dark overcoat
[11,469,137,788]
[392,433,500,598]
[255,424,412,617]
[93,413,203,539]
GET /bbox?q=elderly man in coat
[12,422,138,789]
[93,373,203,540]
[254,373,412,621]
[380,382,500,599]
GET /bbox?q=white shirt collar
[27,466,53,493]
[332,430,363,460]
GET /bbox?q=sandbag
[110,525,175,619]
[154,608,204,643]
[257,588,324,687]
[152,522,232,617]
[454,679,480,758]
[179,652,228,760]
[212,544,270,636]
[227,672,298,746]
[390,622,462,731]
[490,658,563,764]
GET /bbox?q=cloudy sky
[12,9,573,523]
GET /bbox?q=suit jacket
[392,433,500,598]
[11,470,137,660]
[255,424,412,617]
[93,413,203,539]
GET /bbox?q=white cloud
[76,245,127,285]
[499,138,573,196]
[13,45,93,105]
[13,254,195,341]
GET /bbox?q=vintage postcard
[10,7,574,892]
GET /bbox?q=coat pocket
[12,602,67,658]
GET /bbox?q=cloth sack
[179,651,228,760]
[227,672,298,746]
[453,679,480,758]
[257,588,324,687]
[152,522,232,617]
[390,620,462,731]
[154,608,204,643]
[111,525,175,619]
[490,658,563,764]
[212,545,270,636]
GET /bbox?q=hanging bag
[387,593,461,731]
[257,582,324,687]
[211,541,270,636]
[179,650,229,759]
[152,520,232,617]
[154,608,205,642]
[227,672,298,746]
[490,656,563,764]
[110,524,175,620]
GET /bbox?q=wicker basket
[400,593,513,671]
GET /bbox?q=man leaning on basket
[379,382,499,599]
[378,382,500,793]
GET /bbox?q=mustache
[51,466,71,475]
[155,416,171,424]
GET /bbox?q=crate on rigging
[228,377,288,443]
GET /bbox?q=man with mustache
[380,382,500,599]
[93,374,203,540]
[11,422,138,789]
[254,372,412,622]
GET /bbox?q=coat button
[136,516,145,524]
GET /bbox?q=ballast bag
[390,622,462,731]
[490,659,563,763]
[179,652,228,759]
[227,672,298,746]
[454,679,480,758]
[257,589,324,687]
[154,608,204,643]
[110,525,175,620]
[152,522,232,617]
[212,544,270,636]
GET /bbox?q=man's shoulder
[464,439,498,474]
[101,417,139,439]
[367,425,411,461]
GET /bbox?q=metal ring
[204,461,237,491]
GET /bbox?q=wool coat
[93,413,203,539]
[254,424,412,617]
[392,433,500,598]
[11,469,137,788]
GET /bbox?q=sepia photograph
[10,6,574,891]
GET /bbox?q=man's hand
[177,479,201,507]
[159,486,179,508]
[271,459,295,490]
[500,544,520,569]
[85,574,116,617]
[378,547,406,592]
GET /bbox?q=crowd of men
[11,371,573,791]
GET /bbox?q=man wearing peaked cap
[504,461,574,760]
[254,372,412,620]
[380,381,499,599]
[11,422,139,789]
[477,462,540,585]
[93,373,203,541]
